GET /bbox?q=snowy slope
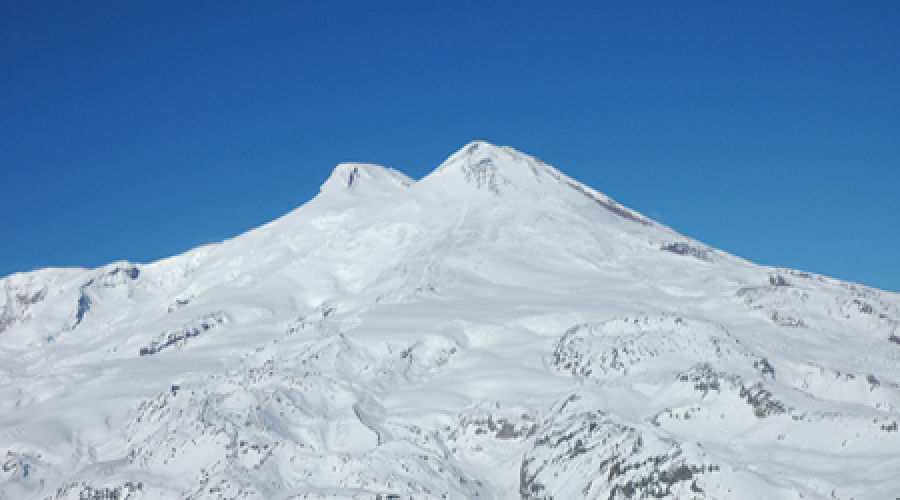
[1,141,898,499]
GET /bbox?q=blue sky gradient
[2,2,898,291]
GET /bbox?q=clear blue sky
[2,2,898,291]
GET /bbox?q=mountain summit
[1,143,899,499]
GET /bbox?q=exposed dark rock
[168,297,192,313]
[660,242,712,261]
[15,288,46,305]
[852,299,874,315]
[84,265,140,289]
[520,394,715,499]
[770,311,807,328]
[769,275,790,287]
[71,265,140,329]
[739,383,787,418]
[0,316,15,334]
[0,287,48,334]
[74,292,92,328]
[53,480,143,500]
[553,318,739,382]
[460,155,507,194]
[447,412,536,443]
[567,181,650,226]
[676,363,726,396]
[346,166,360,187]
[676,363,788,418]
[753,358,776,379]
[138,312,228,356]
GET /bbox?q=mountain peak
[319,162,413,195]
[453,139,508,158]
[421,140,552,196]
[442,140,535,171]
[419,142,651,226]
[315,142,652,228]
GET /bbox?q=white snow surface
[1,141,899,499]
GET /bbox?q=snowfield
[1,141,898,499]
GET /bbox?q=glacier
[1,141,898,499]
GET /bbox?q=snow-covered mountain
[1,141,898,499]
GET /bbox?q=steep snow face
[1,141,899,499]
[423,140,552,195]
[419,141,652,226]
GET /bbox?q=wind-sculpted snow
[2,141,900,499]
[120,314,489,498]
[738,270,900,336]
